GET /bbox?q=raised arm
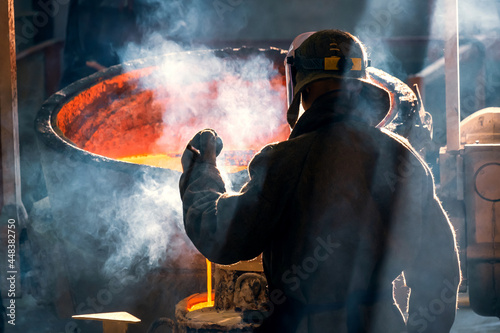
[179,129,290,264]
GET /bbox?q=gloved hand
[181,129,223,172]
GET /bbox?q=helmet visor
[285,32,316,108]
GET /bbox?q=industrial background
[1,0,500,332]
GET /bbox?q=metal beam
[444,0,461,151]
[0,0,22,211]
[0,0,27,301]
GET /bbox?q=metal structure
[0,0,27,303]
[436,0,500,318]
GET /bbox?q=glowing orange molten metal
[117,150,257,173]
[56,66,289,172]
[186,292,215,312]
[187,259,214,312]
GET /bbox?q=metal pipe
[0,0,21,209]
[444,0,461,151]
[0,0,27,302]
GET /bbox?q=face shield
[285,32,316,108]
[285,30,391,129]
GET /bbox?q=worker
[179,29,461,333]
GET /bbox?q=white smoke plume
[101,29,287,277]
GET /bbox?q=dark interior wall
[220,0,370,40]
[12,0,439,90]
[17,0,496,75]
[14,0,68,51]
[53,0,436,82]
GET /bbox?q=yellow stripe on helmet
[351,58,362,71]
[324,56,341,70]
[324,57,363,71]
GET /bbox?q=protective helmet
[285,29,391,128]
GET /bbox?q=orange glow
[117,154,183,172]
[117,150,257,173]
[206,259,213,308]
[187,298,215,312]
[185,292,215,312]
[57,67,164,159]
[56,66,289,166]
[188,300,213,312]
[186,259,214,312]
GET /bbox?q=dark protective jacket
[179,92,460,333]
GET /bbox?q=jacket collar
[289,91,363,139]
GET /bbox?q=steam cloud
[131,0,249,46]
[99,22,287,278]
[430,0,500,37]
[99,172,185,277]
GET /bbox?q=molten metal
[117,150,258,173]
[187,259,215,312]
[187,290,215,312]
[56,67,289,170]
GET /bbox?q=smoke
[100,170,189,278]
[142,48,287,153]
[97,49,286,278]
[430,0,500,38]
[102,0,448,281]
[348,0,500,162]
[92,4,288,281]
[132,0,249,45]
[27,3,286,319]
[353,0,433,79]
[416,0,500,136]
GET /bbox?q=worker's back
[256,94,457,332]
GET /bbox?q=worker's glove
[181,129,223,172]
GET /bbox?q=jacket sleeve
[179,145,288,264]
[404,171,461,333]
